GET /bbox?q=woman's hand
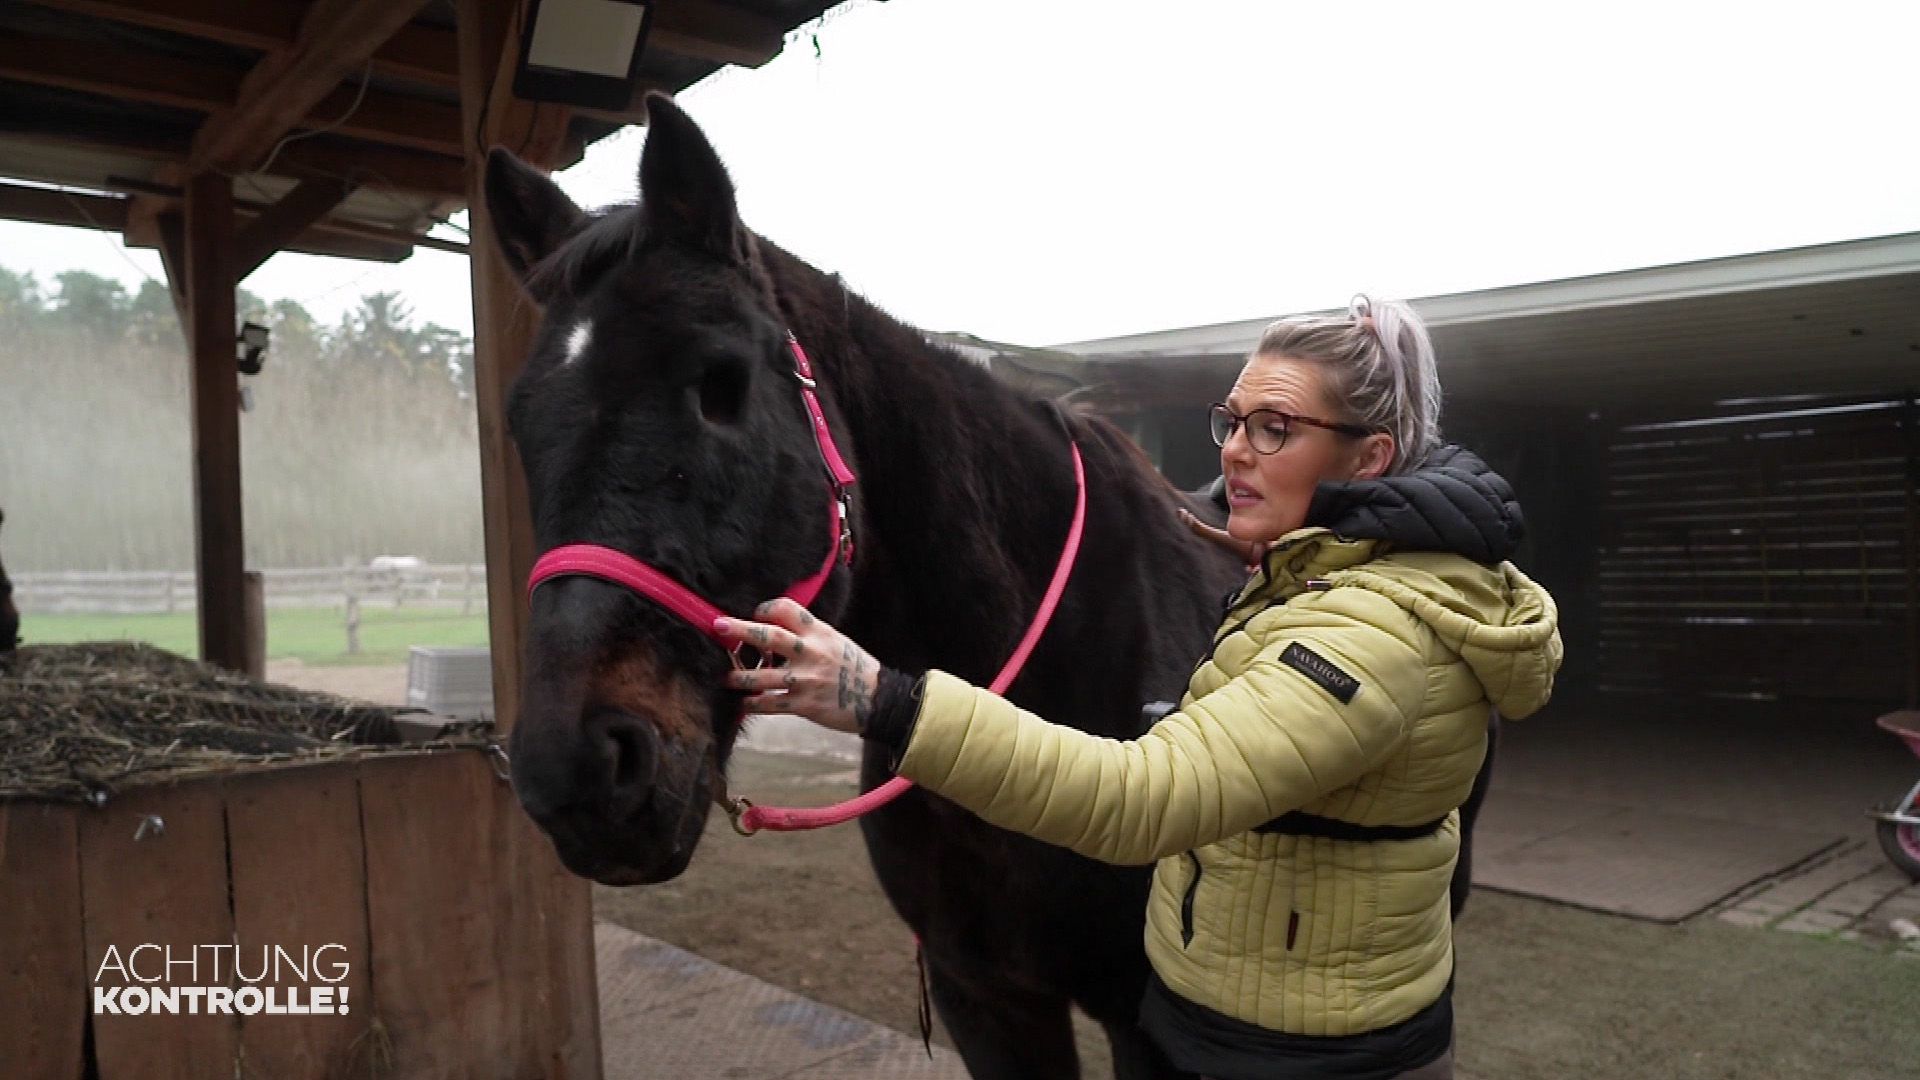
[712,599,880,734]
[1177,507,1272,571]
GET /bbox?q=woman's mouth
[1226,480,1262,508]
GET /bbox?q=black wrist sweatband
[862,666,925,752]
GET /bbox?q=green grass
[21,606,492,666]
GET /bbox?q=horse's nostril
[603,716,658,799]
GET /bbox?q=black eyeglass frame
[1209,402,1374,455]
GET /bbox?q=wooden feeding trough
[0,645,599,1079]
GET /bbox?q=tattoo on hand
[836,643,856,713]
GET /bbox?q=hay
[0,642,491,803]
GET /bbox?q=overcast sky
[1,0,1914,346]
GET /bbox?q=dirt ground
[596,749,1920,1080]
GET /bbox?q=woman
[715,296,1562,1080]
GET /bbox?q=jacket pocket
[1180,852,1202,947]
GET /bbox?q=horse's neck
[775,265,1087,683]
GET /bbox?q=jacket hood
[1307,444,1525,564]
[1330,554,1561,720]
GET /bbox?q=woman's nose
[1220,422,1255,467]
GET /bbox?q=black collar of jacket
[1304,444,1525,564]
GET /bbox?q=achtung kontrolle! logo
[92,944,352,1016]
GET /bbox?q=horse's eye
[696,362,748,425]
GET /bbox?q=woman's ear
[1351,432,1396,480]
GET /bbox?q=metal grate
[1595,394,1919,703]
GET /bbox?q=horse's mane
[526,208,642,301]
[1066,407,1188,502]
[526,205,784,313]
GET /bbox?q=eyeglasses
[1209,403,1373,455]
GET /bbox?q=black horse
[487,94,1483,1079]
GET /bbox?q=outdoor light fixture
[514,0,654,110]
[237,321,270,376]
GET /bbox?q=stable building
[1045,232,1920,711]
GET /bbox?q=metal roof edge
[1054,230,1920,360]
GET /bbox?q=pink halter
[526,332,857,656]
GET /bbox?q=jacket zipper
[1180,851,1202,947]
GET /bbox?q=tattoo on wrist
[851,657,877,731]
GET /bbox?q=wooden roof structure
[0,5,861,1074]
[0,0,830,265]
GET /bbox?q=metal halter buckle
[724,796,758,836]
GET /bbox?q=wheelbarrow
[1871,710,1920,881]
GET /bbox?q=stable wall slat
[225,766,372,1079]
[0,802,87,1080]
[489,780,601,1080]
[360,752,511,1079]
[79,784,240,1080]
[1607,490,1909,516]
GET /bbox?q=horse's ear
[484,148,586,293]
[637,93,745,261]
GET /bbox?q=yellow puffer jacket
[896,527,1561,1037]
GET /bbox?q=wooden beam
[0,32,462,158]
[1,127,466,201]
[276,231,412,264]
[26,0,460,91]
[144,215,420,266]
[234,178,357,278]
[0,183,129,232]
[569,78,676,129]
[271,138,466,196]
[110,175,467,260]
[650,2,790,68]
[156,210,190,327]
[187,0,432,176]
[0,30,237,115]
[300,78,464,157]
[183,170,251,675]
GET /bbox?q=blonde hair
[1251,295,1442,474]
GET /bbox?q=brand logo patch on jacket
[1280,642,1361,703]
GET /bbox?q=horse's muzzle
[510,705,714,885]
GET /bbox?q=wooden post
[460,1,537,733]
[345,593,361,657]
[1904,392,1918,709]
[242,569,265,679]
[457,5,601,1077]
[184,170,249,673]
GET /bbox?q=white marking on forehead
[563,320,593,365]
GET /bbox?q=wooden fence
[13,565,490,616]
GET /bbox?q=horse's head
[484,95,853,885]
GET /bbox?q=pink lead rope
[735,438,1086,833]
